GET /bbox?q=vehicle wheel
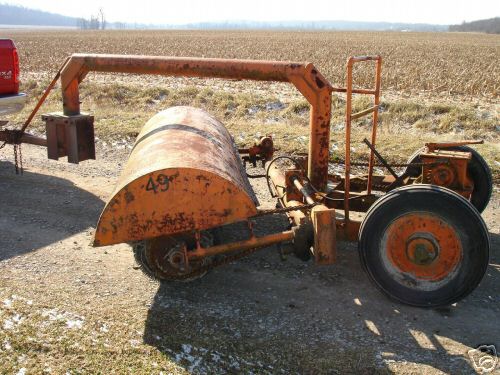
[359,185,489,308]
[405,145,492,212]
[132,230,217,282]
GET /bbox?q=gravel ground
[0,143,499,374]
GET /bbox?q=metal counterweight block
[42,112,95,164]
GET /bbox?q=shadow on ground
[143,216,500,374]
[2,159,498,373]
[0,161,104,260]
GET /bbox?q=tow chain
[0,130,24,174]
[13,143,23,175]
[252,202,318,217]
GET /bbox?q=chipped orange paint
[384,213,462,281]
[311,205,336,264]
[93,106,258,246]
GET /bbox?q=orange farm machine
[0,54,492,308]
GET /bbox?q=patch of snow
[187,356,203,373]
[15,368,26,375]
[3,319,14,330]
[3,340,12,351]
[99,323,109,333]
[42,308,84,330]
[2,299,13,309]
[330,144,339,152]
[265,101,285,111]
[247,105,260,115]
[42,308,65,321]
[66,319,83,329]
[168,344,276,374]
[265,117,280,124]
[230,360,241,370]
[1,315,25,331]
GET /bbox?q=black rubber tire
[405,147,426,178]
[405,145,493,213]
[133,241,157,279]
[359,185,490,308]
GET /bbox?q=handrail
[344,55,382,220]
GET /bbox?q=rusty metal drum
[93,106,258,246]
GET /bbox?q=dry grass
[0,292,187,374]
[4,29,500,98]
[2,29,499,178]
[8,78,499,180]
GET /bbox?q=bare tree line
[449,17,500,34]
[76,8,106,30]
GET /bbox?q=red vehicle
[0,39,26,116]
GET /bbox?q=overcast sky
[6,0,500,25]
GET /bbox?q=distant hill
[0,3,126,29]
[449,17,500,34]
[0,2,448,31]
[180,20,448,32]
[0,3,77,27]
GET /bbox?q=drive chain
[330,160,447,168]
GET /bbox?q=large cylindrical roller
[94,106,258,246]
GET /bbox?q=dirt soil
[1,143,499,374]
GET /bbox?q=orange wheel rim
[383,213,462,282]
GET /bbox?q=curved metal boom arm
[60,53,333,190]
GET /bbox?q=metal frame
[59,54,333,190]
[1,53,480,268]
[56,54,338,263]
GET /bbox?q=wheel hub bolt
[406,235,439,266]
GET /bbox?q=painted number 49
[146,174,170,193]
